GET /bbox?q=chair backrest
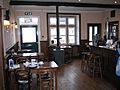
[37,53,47,61]
[15,68,31,84]
[16,57,28,64]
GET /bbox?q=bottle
[9,58,14,69]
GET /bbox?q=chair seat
[18,80,29,84]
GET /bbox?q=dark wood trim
[80,39,88,45]
[56,6,60,47]
[10,1,120,9]
[79,14,81,45]
[40,41,49,59]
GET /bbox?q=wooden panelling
[80,39,88,45]
[90,46,119,86]
[40,41,49,59]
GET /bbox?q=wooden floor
[58,58,116,90]
[9,58,116,90]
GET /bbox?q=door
[87,23,101,45]
[20,25,38,52]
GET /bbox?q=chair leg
[49,79,53,90]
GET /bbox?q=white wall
[81,11,104,39]
[2,0,17,53]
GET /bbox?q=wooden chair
[15,68,32,90]
[15,57,29,64]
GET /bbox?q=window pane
[51,36,57,44]
[60,36,66,44]
[22,27,36,43]
[89,26,93,41]
[19,17,38,25]
[94,26,98,35]
[68,17,75,25]
[69,36,75,44]
[60,27,66,35]
[50,27,57,35]
[50,17,56,25]
[59,18,66,25]
[68,27,75,35]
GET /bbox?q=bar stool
[81,52,90,72]
[87,54,102,78]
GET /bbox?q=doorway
[20,25,38,52]
[87,23,101,45]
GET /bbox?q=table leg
[55,70,58,90]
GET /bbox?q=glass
[50,27,57,35]
[68,17,75,25]
[68,36,75,44]
[94,26,98,35]
[89,26,93,41]
[22,27,36,43]
[59,17,66,25]
[19,17,38,25]
[51,36,57,44]
[50,17,56,25]
[60,36,66,44]
[68,27,75,35]
[60,27,66,35]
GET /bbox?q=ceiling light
[78,0,81,2]
[114,0,117,4]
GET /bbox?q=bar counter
[90,45,119,86]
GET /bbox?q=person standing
[116,49,120,90]
[93,34,100,47]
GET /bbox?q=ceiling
[10,0,120,11]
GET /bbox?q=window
[48,14,80,45]
[19,17,38,25]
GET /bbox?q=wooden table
[10,61,58,90]
[31,61,58,90]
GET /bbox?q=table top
[12,61,58,70]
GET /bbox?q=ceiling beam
[9,1,120,9]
